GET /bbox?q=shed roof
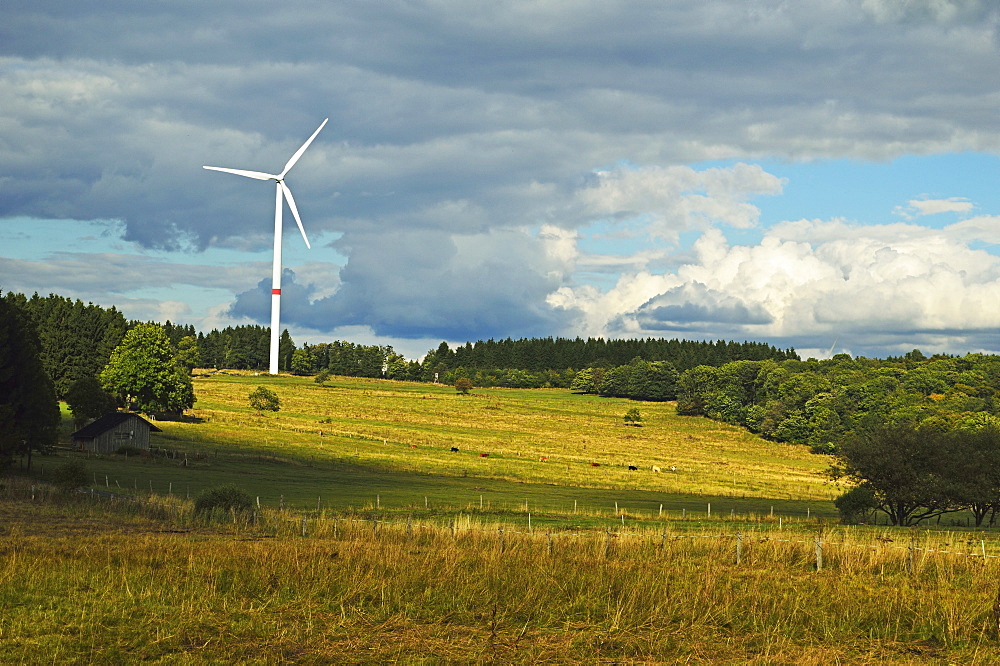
[71,412,162,439]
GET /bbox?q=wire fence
[7,476,997,578]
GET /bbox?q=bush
[51,460,88,492]
[623,407,643,426]
[194,484,254,515]
[248,386,280,413]
[455,377,473,394]
[834,485,877,525]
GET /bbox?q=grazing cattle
[480,452,489,458]
[450,447,459,452]
[590,462,600,467]
[670,465,677,472]
[539,456,548,462]
[628,465,638,471]
[410,444,417,449]
[652,465,661,473]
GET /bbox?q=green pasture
[53,372,839,522]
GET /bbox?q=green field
[63,372,839,523]
[7,374,1000,662]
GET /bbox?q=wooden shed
[71,412,161,453]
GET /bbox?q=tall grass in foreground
[3,482,1000,663]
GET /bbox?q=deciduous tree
[100,323,195,416]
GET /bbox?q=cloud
[574,163,784,242]
[5,2,1000,358]
[634,283,774,330]
[894,197,974,219]
[551,211,1000,356]
[230,226,574,341]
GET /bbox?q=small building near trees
[71,412,161,453]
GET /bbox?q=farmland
[71,372,838,520]
[5,373,1000,662]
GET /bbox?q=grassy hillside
[9,376,1000,662]
[64,372,838,521]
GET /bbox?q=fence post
[301,515,308,537]
[814,534,823,571]
[736,531,743,565]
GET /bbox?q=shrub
[248,386,280,413]
[623,407,643,426]
[194,484,253,515]
[51,460,88,492]
[834,485,877,525]
[455,377,473,394]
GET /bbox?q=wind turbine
[204,118,328,375]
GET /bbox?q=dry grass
[3,486,1000,663]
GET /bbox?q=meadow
[4,478,1000,663]
[67,373,839,521]
[6,373,1000,662]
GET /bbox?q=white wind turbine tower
[204,118,328,375]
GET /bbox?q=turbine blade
[280,181,311,249]
[279,118,328,178]
[203,166,278,181]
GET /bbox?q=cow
[539,456,548,462]
[450,447,460,452]
[410,444,417,449]
[628,465,638,471]
[590,462,600,467]
[480,453,490,458]
[652,465,661,473]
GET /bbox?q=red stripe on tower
[272,288,281,295]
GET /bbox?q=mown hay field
[52,372,845,523]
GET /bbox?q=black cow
[450,447,459,452]
[628,465,638,471]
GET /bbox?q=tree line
[424,337,797,373]
[422,338,795,390]
[670,352,1000,453]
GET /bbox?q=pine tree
[0,296,59,467]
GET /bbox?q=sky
[3,1,1000,361]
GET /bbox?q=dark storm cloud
[5,1,1000,349]
[634,284,773,329]
[232,228,571,340]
